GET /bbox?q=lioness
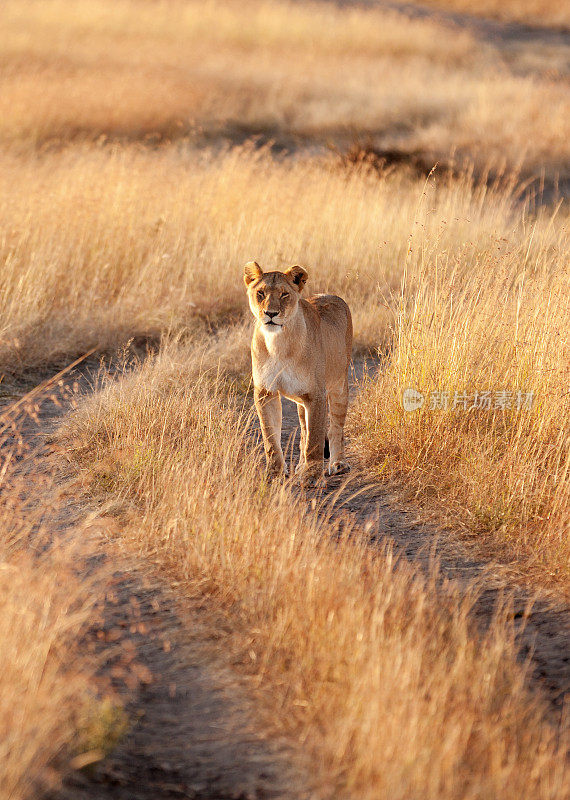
[244,261,352,483]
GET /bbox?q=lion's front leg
[298,392,326,485]
[254,387,287,477]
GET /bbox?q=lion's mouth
[265,320,282,327]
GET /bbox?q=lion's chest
[253,355,308,399]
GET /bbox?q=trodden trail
[1,352,568,797]
[0,363,303,800]
[250,357,570,722]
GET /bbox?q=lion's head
[243,262,308,332]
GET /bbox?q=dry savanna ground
[0,1,568,799]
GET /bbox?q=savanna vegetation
[0,1,568,798]
[0,431,111,800]
[54,339,569,800]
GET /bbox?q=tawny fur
[244,261,352,483]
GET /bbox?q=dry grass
[1,0,569,793]
[0,1,568,178]
[413,0,570,28]
[349,186,570,585]
[0,376,128,798]
[0,497,102,799]
[0,144,543,374]
[1,139,567,585]
[56,337,569,800]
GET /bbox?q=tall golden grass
[56,337,569,800]
[349,185,570,584]
[1,0,568,792]
[1,141,567,584]
[1,1,568,178]
[0,145,544,371]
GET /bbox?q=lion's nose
[265,311,279,319]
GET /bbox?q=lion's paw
[328,460,350,476]
[295,467,325,489]
[267,462,289,480]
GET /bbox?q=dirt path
[252,357,570,721]
[2,354,568,798]
[0,365,302,800]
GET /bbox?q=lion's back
[306,294,352,387]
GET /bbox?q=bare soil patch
[0,364,302,800]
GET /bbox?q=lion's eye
[280,292,288,300]
[257,291,264,301]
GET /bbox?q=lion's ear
[243,261,263,288]
[285,265,308,292]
